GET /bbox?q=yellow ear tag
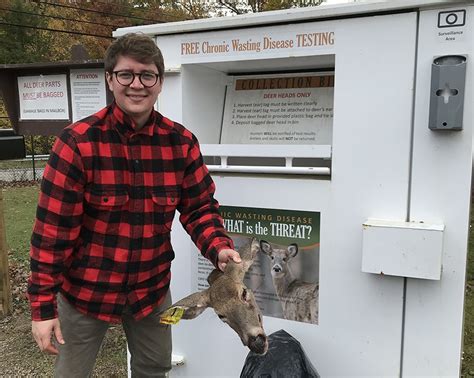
[159,306,186,325]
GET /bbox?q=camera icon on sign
[438,10,466,28]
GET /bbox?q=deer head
[159,238,268,355]
[260,240,298,278]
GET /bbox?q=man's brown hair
[105,33,164,80]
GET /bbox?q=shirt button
[103,197,109,203]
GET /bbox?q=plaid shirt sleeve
[178,134,234,267]
[28,129,86,321]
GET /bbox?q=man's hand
[32,318,65,355]
[217,249,242,271]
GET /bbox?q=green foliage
[216,0,322,14]
[0,96,11,129]
[23,135,55,155]
[0,0,324,65]
[0,0,52,64]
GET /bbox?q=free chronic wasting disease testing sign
[18,74,69,120]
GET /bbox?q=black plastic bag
[240,329,319,378]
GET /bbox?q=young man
[28,33,241,377]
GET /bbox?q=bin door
[169,10,418,377]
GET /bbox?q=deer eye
[241,288,248,301]
[283,257,288,262]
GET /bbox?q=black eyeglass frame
[112,70,160,88]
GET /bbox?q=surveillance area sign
[437,9,467,43]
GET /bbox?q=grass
[464,209,474,377]
[465,282,474,377]
[469,219,474,281]
[0,159,47,170]
[2,185,39,263]
[0,184,473,375]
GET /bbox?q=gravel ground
[0,259,128,377]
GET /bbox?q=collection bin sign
[17,74,69,120]
[196,205,320,324]
[221,73,334,145]
[70,69,107,122]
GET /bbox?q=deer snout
[248,333,268,355]
[271,264,282,274]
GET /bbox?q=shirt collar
[109,102,160,138]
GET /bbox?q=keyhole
[436,84,458,104]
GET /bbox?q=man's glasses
[112,71,160,88]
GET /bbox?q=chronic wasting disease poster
[196,205,320,324]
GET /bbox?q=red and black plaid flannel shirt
[28,102,233,323]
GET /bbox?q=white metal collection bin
[115,1,473,376]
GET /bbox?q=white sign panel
[180,27,335,63]
[18,74,69,120]
[221,73,334,145]
[70,69,107,122]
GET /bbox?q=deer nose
[248,333,268,355]
[273,265,282,273]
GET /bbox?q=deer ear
[250,238,260,259]
[240,237,260,272]
[260,240,272,255]
[226,237,261,281]
[288,243,298,258]
[161,290,211,320]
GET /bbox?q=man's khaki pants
[55,293,172,378]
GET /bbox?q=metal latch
[428,55,467,131]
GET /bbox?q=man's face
[106,55,163,128]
